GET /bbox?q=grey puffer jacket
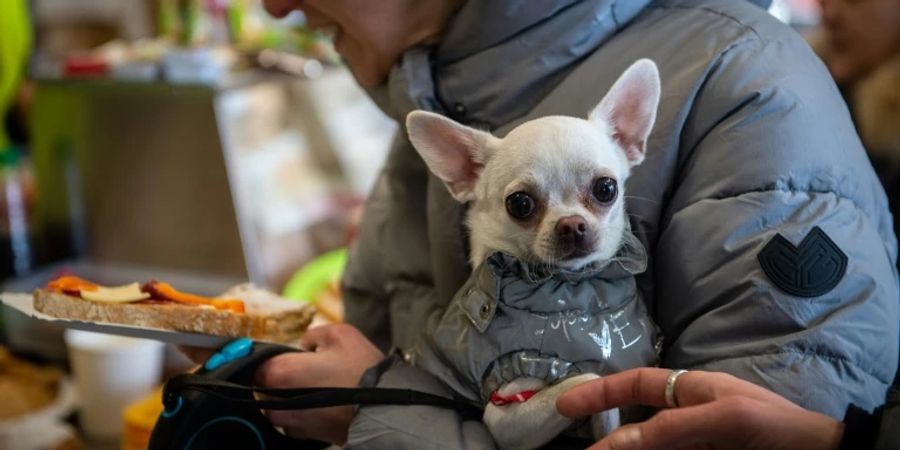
[412,239,659,405]
[342,0,900,447]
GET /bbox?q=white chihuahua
[406,59,660,449]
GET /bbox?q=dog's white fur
[406,59,660,449]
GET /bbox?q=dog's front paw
[484,400,571,450]
[483,374,600,449]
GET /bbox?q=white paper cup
[64,330,164,441]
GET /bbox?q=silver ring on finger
[664,369,688,408]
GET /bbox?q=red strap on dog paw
[490,390,538,406]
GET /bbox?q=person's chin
[340,47,391,87]
[343,56,387,88]
[829,56,864,85]
[349,67,386,87]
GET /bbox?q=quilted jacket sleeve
[655,30,899,418]
[345,355,497,450]
[341,182,392,352]
[341,132,435,352]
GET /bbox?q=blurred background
[0,0,898,449]
[0,0,395,293]
[0,1,392,448]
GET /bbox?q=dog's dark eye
[592,177,618,204]
[506,191,536,220]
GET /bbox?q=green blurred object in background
[0,0,32,151]
[282,248,347,303]
[181,0,202,46]
[159,0,204,46]
[159,0,179,41]
[226,0,247,45]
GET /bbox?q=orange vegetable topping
[143,281,245,314]
[47,276,99,293]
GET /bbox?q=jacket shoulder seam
[686,348,892,386]
[648,3,763,42]
[665,187,867,228]
[661,188,892,259]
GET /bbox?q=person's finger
[586,424,641,450]
[558,368,669,417]
[299,324,345,351]
[265,410,320,441]
[265,406,352,444]
[280,426,307,441]
[265,409,315,432]
[586,398,760,450]
[558,368,721,417]
[177,345,215,364]
[256,352,315,387]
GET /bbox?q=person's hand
[255,324,384,445]
[556,367,845,450]
[177,345,215,365]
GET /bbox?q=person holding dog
[558,367,900,450]
[215,0,900,447]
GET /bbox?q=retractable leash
[148,339,482,450]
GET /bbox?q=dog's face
[407,59,660,270]
[464,116,634,269]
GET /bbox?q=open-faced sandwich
[33,277,315,343]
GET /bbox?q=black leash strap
[165,374,483,421]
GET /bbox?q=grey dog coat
[411,233,661,404]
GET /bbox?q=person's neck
[403,0,465,49]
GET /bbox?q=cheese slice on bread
[33,278,315,343]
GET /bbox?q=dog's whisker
[623,195,658,203]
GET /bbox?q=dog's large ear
[588,59,660,166]
[406,111,497,202]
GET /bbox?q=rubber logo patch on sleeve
[757,226,848,298]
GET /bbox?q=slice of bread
[33,284,315,343]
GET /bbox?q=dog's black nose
[555,216,588,243]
